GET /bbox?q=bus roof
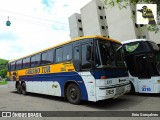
[9,35,121,63]
[122,39,149,44]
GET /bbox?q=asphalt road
[0,85,160,120]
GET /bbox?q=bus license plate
[116,87,124,94]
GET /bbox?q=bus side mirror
[86,45,91,61]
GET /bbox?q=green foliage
[0,59,8,78]
[103,0,160,33]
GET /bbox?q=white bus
[122,39,160,93]
[7,36,131,104]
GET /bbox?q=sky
[0,0,91,60]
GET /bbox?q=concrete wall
[80,0,108,37]
[68,13,84,39]
[105,5,137,41]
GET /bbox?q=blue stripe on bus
[19,72,88,101]
[91,69,128,79]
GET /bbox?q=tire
[66,83,81,104]
[21,82,27,95]
[17,83,22,94]
[129,82,135,94]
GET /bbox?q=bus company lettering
[26,68,40,75]
[42,66,50,73]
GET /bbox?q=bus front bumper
[96,83,131,101]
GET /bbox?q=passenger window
[41,52,48,65]
[74,46,79,60]
[73,46,80,71]
[47,49,54,63]
[63,45,72,61]
[41,50,53,65]
[35,54,41,66]
[11,62,16,71]
[31,56,36,67]
[55,47,63,62]
[16,60,22,70]
[23,57,30,68]
[81,43,92,69]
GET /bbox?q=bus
[7,36,131,104]
[122,39,160,93]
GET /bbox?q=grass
[0,78,8,85]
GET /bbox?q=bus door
[134,54,153,93]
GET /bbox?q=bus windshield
[96,39,125,68]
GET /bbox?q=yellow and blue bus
[7,36,131,104]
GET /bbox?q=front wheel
[66,83,81,104]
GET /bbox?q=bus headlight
[106,89,114,95]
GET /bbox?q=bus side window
[31,56,36,67]
[35,54,41,66]
[11,62,15,71]
[23,57,30,68]
[81,43,92,70]
[63,44,72,61]
[55,47,63,63]
[73,46,80,71]
[16,60,22,70]
[8,63,11,71]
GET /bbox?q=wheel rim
[22,84,25,92]
[17,85,21,93]
[69,88,77,99]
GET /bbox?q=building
[68,0,160,44]
[68,13,83,39]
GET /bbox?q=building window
[103,6,105,9]
[79,27,83,31]
[78,19,81,23]
[106,26,108,29]
[108,36,110,38]
[104,16,106,19]
[100,16,103,19]
[140,24,144,27]
[143,35,146,38]
[135,23,138,28]
[137,36,141,39]
[132,11,135,15]
[98,6,102,10]
[101,26,105,29]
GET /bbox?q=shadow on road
[10,91,148,110]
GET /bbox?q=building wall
[80,0,109,37]
[105,5,137,41]
[68,13,83,39]
[68,0,160,43]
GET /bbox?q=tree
[102,0,160,33]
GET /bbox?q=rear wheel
[66,83,81,104]
[21,82,27,95]
[17,83,22,94]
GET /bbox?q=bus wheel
[17,83,22,94]
[130,82,135,94]
[21,82,27,95]
[66,83,81,104]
